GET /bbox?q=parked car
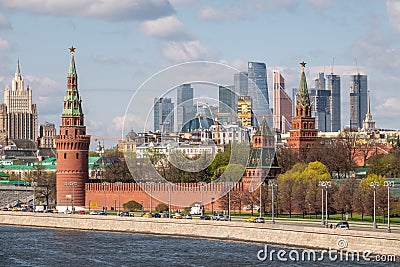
[97,211,107,215]
[253,217,265,223]
[89,211,98,215]
[77,210,85,215]
[183,214,192,219]
[212,214,225,220]
[336,221,349,230]
[152,213,161,218]
[119,211,130,217]
[163,213,172,218]
[174,213,183,219]
[142,213,153,218]
[218,215,230,221]
[246,216,256,222]
[200,215,211,220]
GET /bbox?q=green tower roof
[62,47,83,116]
[296,61,311,108]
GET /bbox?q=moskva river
[0,225,396,266]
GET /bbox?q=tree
[30,163,56,206]
[333,177,357,220]
[355,174,386,220]
[123,200,142,211]
[156,203,168,212]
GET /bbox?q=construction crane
[92,136,121,142]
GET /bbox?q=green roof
[296,64,311,108]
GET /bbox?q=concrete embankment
[1,212,399,257]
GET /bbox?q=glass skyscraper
[349,74,368,131]
[154,97,174,133]
[177,83,194,132]
[326,73,341,132]
[247,62,270,126]
[218,85,237,125]
[234,72,248,96]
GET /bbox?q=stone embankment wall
[1,212,399,257]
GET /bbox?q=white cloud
[0,0,175,21]
[387,0,400,32]
[0,13,11,29]
[198,6,243,21]
[162,40,209,62]
[140,15,187,39]
[113,114,146,134]
[0,37,11,52]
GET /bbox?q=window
[76,153,79,159]
[64,153,67,159]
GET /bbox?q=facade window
[64,153,67,159]
[76,153,79,159]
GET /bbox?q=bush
[123,200,142,211]
[156,203,169,213]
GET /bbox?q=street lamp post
[321,184,324,225]
[65,183,69,211]
[70,182,77,213]
[168,184,171,218]
[228,182,231,221]
[318,181,331,228]
[141,200,144,214]
[116,182,122,215]
[211,197,215,215]
[269,181,277,224]
[370,181,379,229]
[102,182,109,212]
[259,183,262,218]
[383,181,394,233]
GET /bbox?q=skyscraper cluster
[152,60,371,135]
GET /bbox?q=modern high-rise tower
[310,72,331,132]
[218,85,237,125]
[234,72,248,96]
[0,60,38,142]
[273,70,292,133]
[247,62,270,126]
[176,84,193,132]
[154,97,174,133]
[55,47,90,212]
[349,74,368,131]
[326,73,341,132]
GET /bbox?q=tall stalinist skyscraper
[55,47,90,211]
[0,60,38,142]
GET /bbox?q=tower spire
[296,61,311,110]
[16,58,20,74]
[68,46,77,75]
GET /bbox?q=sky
[0,0,399,149]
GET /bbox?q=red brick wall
[85,182,247,212]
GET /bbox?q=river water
[0,225,396,266]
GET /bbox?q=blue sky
[0,0,399,148]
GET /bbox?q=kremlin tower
[286,61,318,158]
[55,47,90,212]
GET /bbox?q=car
[174,213,183,219]
[119,211,130,217]
[200,215,211,220]
[336,221,350,229]
[212,214,225,220]
[77,210,85,215]
[246,216,256,222]
[11,207,19,211]
[152,213,161,218]
[218,215,230,221]
[142,213,153,218]
[97,211,107,215]
[253,217,265,223]
[163,213,172,218]
[89,211,98,215]
[183,214,192,219]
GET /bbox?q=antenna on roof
[330,57,334,74]
[355,57,360,75]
